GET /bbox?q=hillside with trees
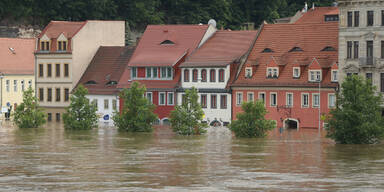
[1,0,334,30]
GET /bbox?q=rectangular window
[366,72,373,84]
[47,64,52,77]
[47,88,52,102]
[353,41,359,59]
[328,94,336,108]
[132,67,137,78]
[245,67,252,78]
[167,92,174,105]
[56,64,60,77]
[146,92,153,103]
[382,10,384,26]
[286,93,293,107]
[39,88,44,101]
[309,70,322,82]
[64,64,69,77]
[39,64,44,77]
[47,113,52,121]
[56,88,60,102]
[354,11,359,27]
[28,80,32,88]
[112,99,117,110]
[58,41,67,51]
[167,67,172,78]
[56,113,60,122]
[58,41,62,51]
[210,69,216,82]
[161,67,167,78]
[64,88,69,101]
[313,93,320,108]
[236,92,243,106]
[153,67,158,78]
[21,80,25,92]
[347,11,353,27]
[302,93,309,108]
[13,80,17,92]
[159,92,165,105]
[332,70,338,82]
[367,41,373,65]
[220,95,227,109]
[211,94,217,109]
[347,41,352,59]
[270,93,277,107]
[381,41,384,59]
[293,67,300,78]
[146,67,152,78]
[92,99,98,110]
[367,10,374,26]
[247,92,254,102]
[381,73,384,92]
[219,69,225,82]
[104,99,109,110]
[6,80,9,92]
[184,69,189,82]
[201,94,207,108]
[258,92,266,104]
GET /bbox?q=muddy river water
[1,121,384,191]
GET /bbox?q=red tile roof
[77,46,135,95]
[38,21,86,39]
[0,38,35,74]
[295,7,339,24]
[180,30,257,67]
[232,20,338,88]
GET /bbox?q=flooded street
[1,122,384,191]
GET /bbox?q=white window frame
[247,92,254,102]
[270,92,277,107]
[245,67,252,78]
[152,67,158,79]
[293,67,300,78]
[312,93,320,108]
[28,80,32,88]
[258,92,266,105]
[104,99,109,110]
[159,92,166,106]
[146,67,152,78]
[301,93,309,108]
[21,80,25,92]
[167,92,174,105]
[331,70,338,82]
[236,92,243,106]
[286,92,293,107]
[6,80,9,92]
[309,70,322,82]
[328,93,336,108]
[267,67,279,78]
[131,67,137,79]
[13,80,17,92]
[146,92,153,103]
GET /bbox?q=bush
[230,101,275,138]
[326,75,384,144]
[63,85,98,130]
[13,88,46,128]
[113,82,157,132]
[170,87,207,135]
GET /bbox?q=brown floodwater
[1,121,384,191]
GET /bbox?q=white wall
[86,94,119,124]
[181,65,230,89]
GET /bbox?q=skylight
[262,48,273,53]
[160,40,175,45]
[85,80,97,85]
[321,46,336,51]
[289,47,303,52]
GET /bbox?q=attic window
[106,81,118,85]
[322,46,336,51]
[85,80,97,85]
[160,40,175,45]
[325,15,339,22]
[289,47,303,52]
[262,48,273,53]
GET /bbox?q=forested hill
[0,0,334,31]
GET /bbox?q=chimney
[312,3,315,10]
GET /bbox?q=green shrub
[13,88,46,128]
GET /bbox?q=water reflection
[1,122,384,191]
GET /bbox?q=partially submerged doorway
[283,118,299,130]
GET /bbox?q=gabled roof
[77,46,135,95]
[180,30,257,67]
[295,7,339,24]
[0,38,35,74]
[38,21,87,39]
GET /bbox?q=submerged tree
[170,87,207,135]
[113,82,157,132]
[230,101,275,138]
[326,75,384,144]
[63,85,98,130]
[13,88,46,128]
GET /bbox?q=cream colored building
[0,38,35,116]
[338,1,384,98]
[35,21,125,121]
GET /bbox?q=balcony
[359,57,377,68]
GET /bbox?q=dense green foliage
[63,85,98,130]
[170,87,207,135]
[13,88,46,128]
[113,82,157,132]
[1,0,333,30]
[230,101,275,138]
[326,75,384,144]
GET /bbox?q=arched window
[210,69,216,82]
[219,69,225,82]
[160,40,175,45]
[201,69,207,82]
[192,69,198,82]
[184,69,189,82]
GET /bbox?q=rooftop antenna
[8,47,15,54]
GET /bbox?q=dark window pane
[348,11,353,27]
[367,11,374,26]
[354,11,359,27]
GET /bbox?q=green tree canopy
[13,88,46,128]
[326,75,384,144]
[63,85,98,130]
[230,101,275,138]
[113,82,157,132]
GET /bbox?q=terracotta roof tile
[295,7,339,24]
[0,38,35,74]
[38,21,86,39]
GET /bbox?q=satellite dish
[208,19,217,28]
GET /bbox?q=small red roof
[38,21,86,39]
[77,46,135,95]
[180,30,257,67]
[295,7,339,24]
[0,38,35,74]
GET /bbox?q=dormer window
[325,15,339,22]
[160,40,175,45]
[245,67,252,78]
[58,41,67,51]
[262,48,273,53]
[322,46,336,51]
[106,81,118,85]
[85,80,97,85]
[41,41,50,51]
[267,67,278,78]
[293,67,300,78]
[289,47,303,52]
[309,70,322,82]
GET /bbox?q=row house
[0,38,35,113]
[117,24,216,124]
[231,7,339,129]
[338,0,384,110]
[35,20,125,121]
[76,46,135,123]
[178,30,257,126]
